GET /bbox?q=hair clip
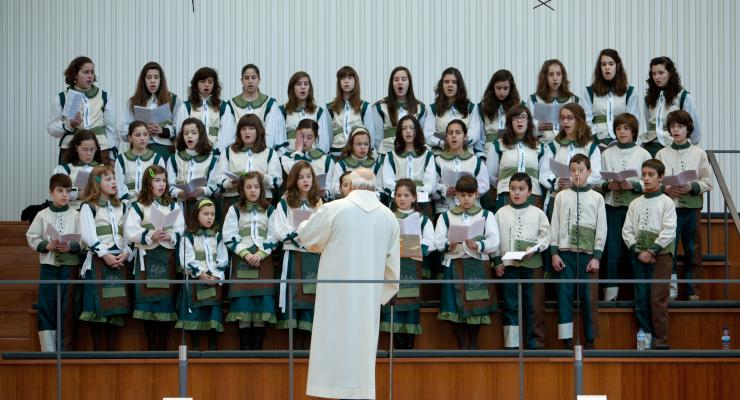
[148,168,156,178]
[197,199,215,209]
[94,175,102,183]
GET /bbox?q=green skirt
[276,251,319,331]
[132,247,178,322]
[176,281,224,332]
[79,254,131,326]
[438,258,496,325]
[226,253,277,324]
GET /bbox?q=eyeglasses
[513,114,529,122]
[559,115,575,122]
[77,147,97,153]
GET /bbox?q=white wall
[1,0,737,219]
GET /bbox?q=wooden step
[1,356,738,400]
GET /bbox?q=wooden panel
[1,357,738,400]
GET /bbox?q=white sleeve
[369,103,384,151]
[182,237,199,276]
[114,156,128,200]
[47,94,71,139]
[434,213,450,252]
[626,87,640,122]
[423,110,444,149]
[120,99,134,143]
[421,216,436,254]
[80,204,109,257]
[167,158,182,198]
[362,103,379,152]
[539,145,556,191]
[217,104,236,155]
[265,105,284,149]
[486,144,500,188]
[216,237,229,271]
[125,205,152,246]
[582,88,594,126]
[221,206,240,253]
[422,153,437,199]
[214,151,234,191]
[467,104,483,153]
[381,154,396,194]
[52,164,68,176]
[587,145,602,186]
[480,211,500,255]
[683,93,701,145]
[174,103,189,137]
[103,97,118,149]
[475,157,490,194]
[271,201,295,242]
[317,107,332,153]
[274,109,288,152]
[168,202,185,244]
[329,162,344,198]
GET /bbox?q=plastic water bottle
[721,327,731,349]
[636,329,646,351]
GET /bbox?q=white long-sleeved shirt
[494,203,550,268]
[581,85,640,144]
[486,139,545,196]
[180,230,228,279]
[26,204,82,266]
[549,186,607,258]
[119,94,181,146]
[423,101,482,152]
[124,200,183,252]
[222,203,277,258]
[215,146,282,198]
[434,206,499,267]
[622,191,677,255]
[381,149,437,201]
[174,98,236,155]
[539,139,602,192]
[229,92,284,149]
[79,200,133,276]
[655,142,712,209]
[47,86,118,151]
[369,99,428,154]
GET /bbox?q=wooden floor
[1,356,738,400]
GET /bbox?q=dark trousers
[38,264,79,350]
[556,252,599,340]
[633,253,672,344]
[604,205,630,290]
[674,208,702,296]
[500,267,545,349]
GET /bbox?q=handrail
[706,150,740,237]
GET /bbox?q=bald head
[349,168,376,191]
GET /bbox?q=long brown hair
[501,104,538,149]
[285,71,317,113]
[231,114,267,153]
[433,67,470,117]
[63,130,102,164]
[129,62,173,111]
[340,127,374,160]
[285,161,321,209]
[386,66,419,125]
[480,69,521,120]
[330,66,362,114]
[176,118,213,154]
[645,56,684,108]
[81,165,121,207]
[237,171,270,210]
[535,59,575,102]
[393,115,426,155]
[187,67,222,107]
[555,103,593,147]
[590,49,628,96]
[138,165,173,206]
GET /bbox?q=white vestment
[298,189,400,399]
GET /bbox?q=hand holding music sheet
[176,177,208,197]
[45,223,81,244]
[74,170,91,190]
[532,102,563,125]
[398,213,422,236]
[441,168,473,187]
[291,208,314,228]
[448,219,485,243]
[62,90,84,119]
[224,170,241,182]
[150,207,181,230]
[502,246,538,261]
[133,104,172,124]
[600,169,638,182]
[549,158,571,178]
[662,170,698,187]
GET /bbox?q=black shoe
[405,334,415,350]
[584,340,595,350]
[653,343,671,350]
[562,339,573,349]
[239,328,252,351]
[251,327,265,350]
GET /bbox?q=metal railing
[1,277,740,400]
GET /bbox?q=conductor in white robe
[298,168,401,399]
